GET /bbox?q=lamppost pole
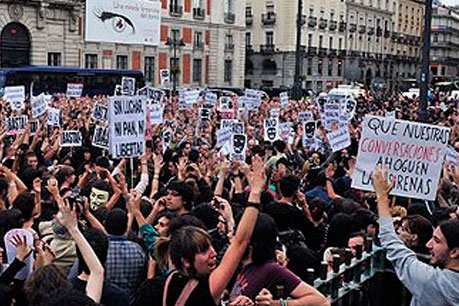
[419,0,432,123]
[166,37,185,96]
[293,0,303,100]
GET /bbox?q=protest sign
[114,85,123,96]
[178,91,188,110]
[4,86,25,111]
[327,126,351,152]
[322,103,341,130]
[4,228,34,280]
[302,121,316,148]
[445,146,459,168]
[184,90,200,105]
[205,92,217,105]
[60,130,82,147]
[109,96,147,158]
[352,116,450,201]
[160,69,170,86]
[47,108,61,126]
[220,119,235,131]
[91,103,108,122]
[220,109,235,119]
[230,134,247,162]
[270,108,280,118]
[216,128,233,148]
[6,116,28,135]
[31,95,47,118]
[264,118,279,142]
[386,111,396,119]
[280,92,289,107]
[29,119,39,136]
[299,111,314,122]
[279,122,294,144]
[316,97,327,114]
[66,83,84,98]
[92,125,109,149]
[343,99,357,121]
[219,97,233,110]
[121,77,136,96]
[199,108,211,122]
[150,104,164,125]
[162,128,172,153]
[232,122,244,134]
[244,89,261,110]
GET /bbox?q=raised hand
[10,234,32,262]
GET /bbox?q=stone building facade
[0,0,246,88]
[245,0,424,92]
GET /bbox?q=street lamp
[419,0,433,123]
[292,0,303,100]
[165,37,185,96]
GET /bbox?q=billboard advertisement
[85,0,161,46]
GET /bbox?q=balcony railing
[262,12,276,25]
[193,7,205,20]
[329,48,337,56]
[260,44,275,54]
[329,20,337,31]
[308,16,317,28]
[319,18,328,30]
[338,50,347,57]
[339,21,347,32]
[368,26,375,35]
[169,4,183,17]
[299,14,307,26]
[246,13,253,25]
[308,46,317,55]
[225,43,235,51]
[318,47,327,56]
[359,25,366,34]
[376,27,383,37]
[246,44,254,54]
[224,12,235,24]
[194,42,204,50]
[384,29,390,38]
[349,23,357,33]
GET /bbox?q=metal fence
[307,237,387,306]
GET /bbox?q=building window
[245,6,252,17]
[318,59,323,75]
[328,59,333,76]
[171,29,180,42]
[48,52,61,66]
[194,31,203,48]
[266,32,274,45]
[339,38,343,50]
[338,60,343,76]
[193,59,202,83]
[144,56,155,83]
[116,55,128,69]
[319,35,323,48]
[307,58,312,75]
[308,33,313,47]
[441,66,446,76]
[329,37,333,49]
[85,54,98,69]
[224,60,232,83]
[433,34,438,43]
[245,32,251,46]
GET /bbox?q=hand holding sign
[10,234,33,262]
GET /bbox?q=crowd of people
[0,87,458,306]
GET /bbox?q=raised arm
[209,155,266,302]
[52,180,104,304]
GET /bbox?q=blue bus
[0,66,145,97]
